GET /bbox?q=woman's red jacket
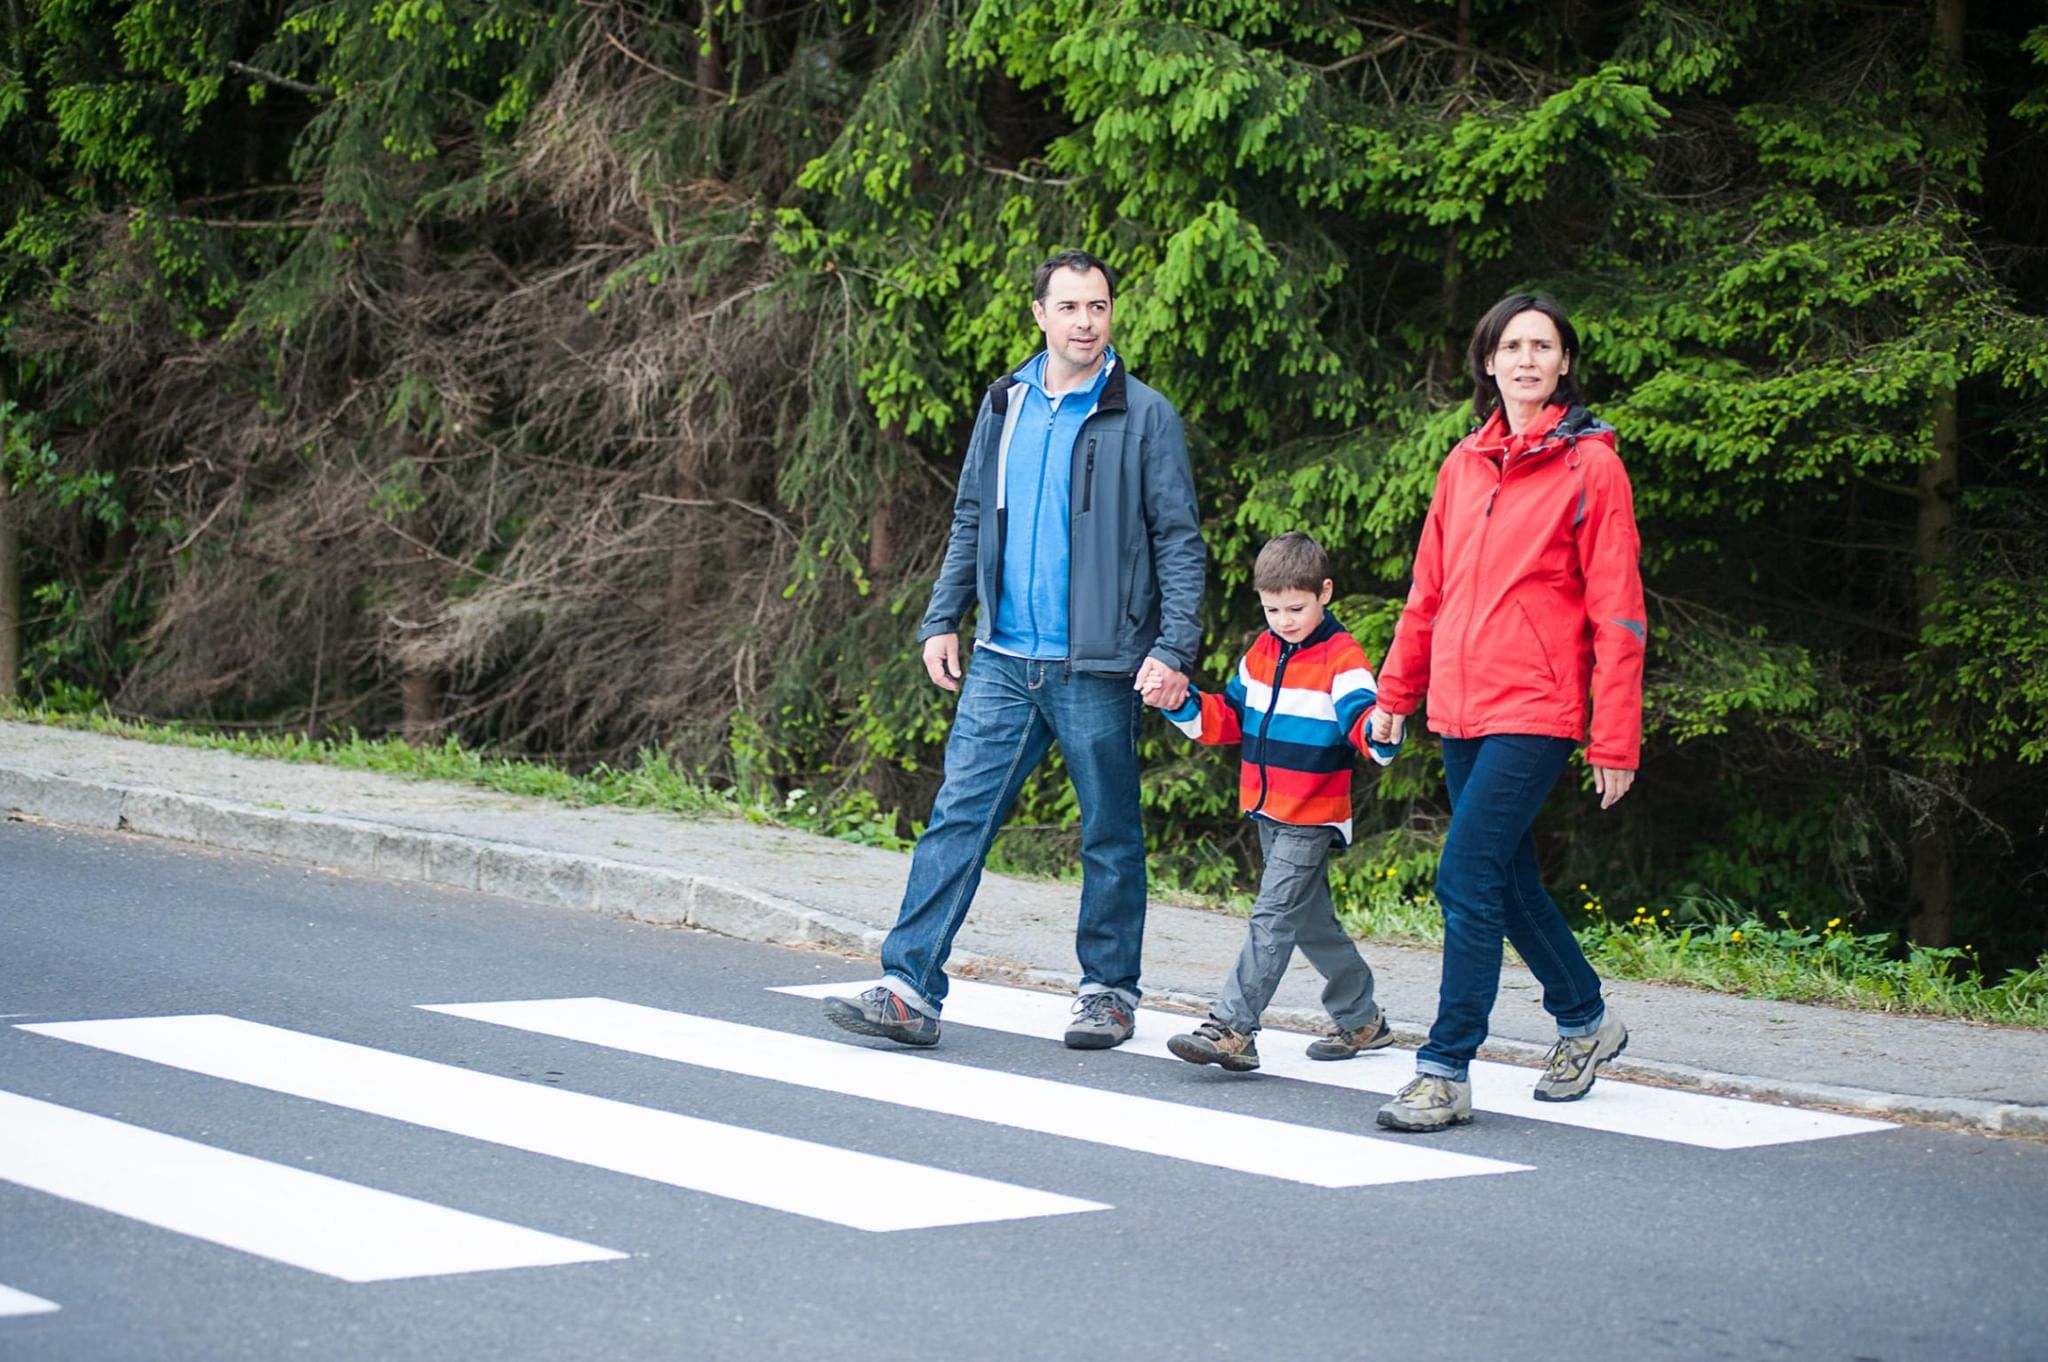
[1375,402,1646,770]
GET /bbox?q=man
[823,250,1206,1050]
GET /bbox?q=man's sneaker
[1533,1009,1628,1102]
[1063,992,1135,1049]
[1305,1012,1395,1061]
[822,985,940,1048]
[1167,1019,1261,1072]
[1375,1074,1474,1132]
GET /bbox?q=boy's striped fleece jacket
[1162,612,1400,847]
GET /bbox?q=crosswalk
[2,978,1894,1306]
[0,1283,59,1318]
[774,980,1895,1150]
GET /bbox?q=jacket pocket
[1513,598,1562,688]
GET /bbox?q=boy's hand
[1368,707,1405,746]
[1134,659,1190,709]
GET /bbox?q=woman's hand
[1592,765,1635,810]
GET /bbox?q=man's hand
[922,633,963,692]
[1592,765,1635,810]
[1368,708,1406,746]
[1135,659,1191,710]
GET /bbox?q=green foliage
[2,0,2045,968]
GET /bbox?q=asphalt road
[2,817,2043,1362]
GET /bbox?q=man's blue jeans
[1416,734,1607,1082]
[881,650,1147,1013]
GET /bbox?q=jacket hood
[1464,402,1615,465]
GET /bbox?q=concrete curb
[6,761,2044,1141]
[0,764,888,957]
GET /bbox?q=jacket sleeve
[1139,399,1207,675]
[1374,466,1449,716]
[918,395,994,641]
[1332,639,1401,767]
[1577,449,1647,770]
[1163,686,1243,746]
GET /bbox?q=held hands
[1368,708,1405,746]
[922,633,963,692]
[1135,658,1191,710]
[1593,765,1635,810]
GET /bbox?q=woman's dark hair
[1467,293,1586,419]
[1033,249,1117,302]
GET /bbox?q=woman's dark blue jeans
[1416,734,1607,1082]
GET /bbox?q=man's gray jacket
[917,361,1206,676]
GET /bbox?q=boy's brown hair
[1253,532,1332,595]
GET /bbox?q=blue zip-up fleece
[987,350,1116,658]
[918,353,1206,676]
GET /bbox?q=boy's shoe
[1064,992,1136,1049]
[1533,1009,1629,1102]
[1305,1013,1395,1061]
[822,986,940,1048]
[1375,1074,1473,1132]
[1167,1019,1261,1072]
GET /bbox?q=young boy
[1143,532,1401,1072]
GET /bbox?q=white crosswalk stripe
[772,980,1894,1150]
[424,997,1528,1188]
[0,1283,60,1318]
[0,1089,622,1282]
[20,1015,1104,1232]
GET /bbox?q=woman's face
[1486,309,1569,409]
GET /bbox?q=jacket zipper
[1459,454,1506,736]
[1065,417,1089,677]
[1250,636,1295,814]
[1080,436,1096,514]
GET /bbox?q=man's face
[1031,266,1113,377]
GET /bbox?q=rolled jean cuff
[880,974,939,1016]
[1556,1003,1607,1039]
[1415,1057,1469,1083]
[1080,981,1141,1010]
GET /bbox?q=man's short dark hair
[1033,250,1117,302]
[1253,532,1332,595]
[1467,292,1586,419]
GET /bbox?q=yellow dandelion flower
[1661,909,1672,917]
[1827,917,1841,929]
[1730,930,1744,943]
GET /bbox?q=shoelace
[1543,1035,1590,1079]
[1400,1075,1452,1107]
[1074,993,1125,1024]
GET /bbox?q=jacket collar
[1465,402,1613,468]
[989,352,1128,416]
[1268,611,1342,652]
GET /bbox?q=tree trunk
[868,421,906,575]
[0,376,19,705]
[1907,0,1967,946]
[1429,0,1475,394]
[400,669,443,748]
[1907,387,1961,946]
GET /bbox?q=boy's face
[1259,582,1333,644]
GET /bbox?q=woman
[1369,294,1646,1132]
